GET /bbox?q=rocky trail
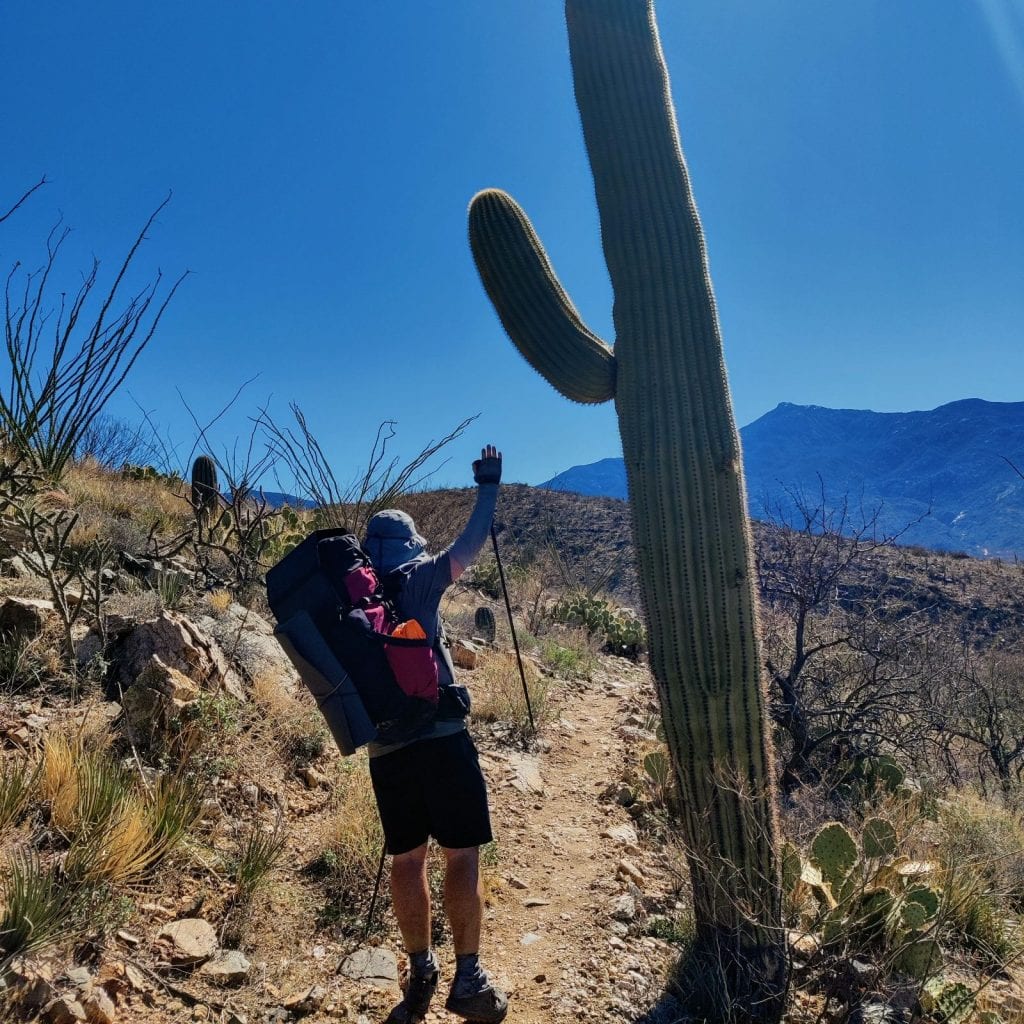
[472,658,683,1023]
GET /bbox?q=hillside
[540,398,1024,559]
[4,470,1024,1024]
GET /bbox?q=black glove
[472,444,502,485]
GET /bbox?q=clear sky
[3,2,1023,491]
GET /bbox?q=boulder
[199,950,251,985]
[339,947,399,988]
[195,603,299,688]
[157,918,218,965]
[114,612,243,699]
[82,988,117,1024]
[44,997,87,1024]
[0,597,55,638]
[451,639,480,670]
[122,656,201,733]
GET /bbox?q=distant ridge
[539,399,1024,558]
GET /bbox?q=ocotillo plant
[190,455,219,520]
[468,2,785,1020]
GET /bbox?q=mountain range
[540,399,1024,558]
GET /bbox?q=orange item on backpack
[391,619,427,640]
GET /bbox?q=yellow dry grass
[40,734,80,833]
[327,760,384,885]
[471,650,552,734]
[206,589,233,617]
[63,459,190,535]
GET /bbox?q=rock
[601,823,638,846]
[66,967,92,988]
[122,655,201,733]
[2,962,54,1008]
[339,948,399,988]
[787,929,820,959]
[123,965,149,991]
[848,1003,905,1024]
[44,997,87,1023]
[616,858,645,886]
[0,596,55,638]
[4,550,56,579]
[24,713,49,730]
[283,985,328,1015]
[451,640,480,670]
[116,930,140,946]
[612,894,636,922]
[82,989,117,1024]
[298,766,327,789]
[158,918,218,964]
[199,950,251,985]
[520,932,542,946]
[195,604,299,688]
[114,611,243,699]
[508,875,528,890]
[6,726,32,748]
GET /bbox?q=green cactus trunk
[469,2,785,1019]
[191,455,219,519]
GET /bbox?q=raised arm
[447,445,502,580]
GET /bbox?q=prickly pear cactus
[474,606,497,644]
[468,1,784,1018]
[191,455,219,517]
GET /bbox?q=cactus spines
[921,979,974,1024]
[862,817,898,859]
[191,455,219,516]
[468,1,784,1018]
[810,823,858,890]
[474,606,497,644]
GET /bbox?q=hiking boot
[384,964,439,1023]
[444,976,509,1023]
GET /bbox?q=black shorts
[369,730,493,856]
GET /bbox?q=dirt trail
[459,659,680,1023]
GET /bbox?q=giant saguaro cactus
[469,2,786,1020]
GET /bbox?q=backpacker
[266,529,440,753]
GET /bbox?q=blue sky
[3,2,1023,491]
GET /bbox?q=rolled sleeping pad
[274,609,376,755]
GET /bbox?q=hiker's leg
[391,843,431,954]
[442,845,482,955]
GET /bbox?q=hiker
[363,444,508,1024]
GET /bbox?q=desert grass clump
[936,793,1024,909]
[206,589,233,617]
[0,851,87,969]
[64,771,203,886]
[0,632,46,696]
[249,674,327,767]
[0,758,37,837]
[325,760,384,890]
[232,821,286,905]
[63,460,189,537]
[538,626,598,680]
[472,651,551,738]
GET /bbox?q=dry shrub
[471,650,552,736]
[206,589,233,617]
[63,460,189,536]
[937,792,1024,909]
[326,759,384,888]
[250,674,326,765]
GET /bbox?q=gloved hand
[472,444,502,485]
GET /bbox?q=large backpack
[266,529,440,753]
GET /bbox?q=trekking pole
[363,843,387,942]
[490,524,536,735]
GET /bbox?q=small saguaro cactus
[474,606,497,644]
[191,455,219,518]
[468,1,784,1019]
